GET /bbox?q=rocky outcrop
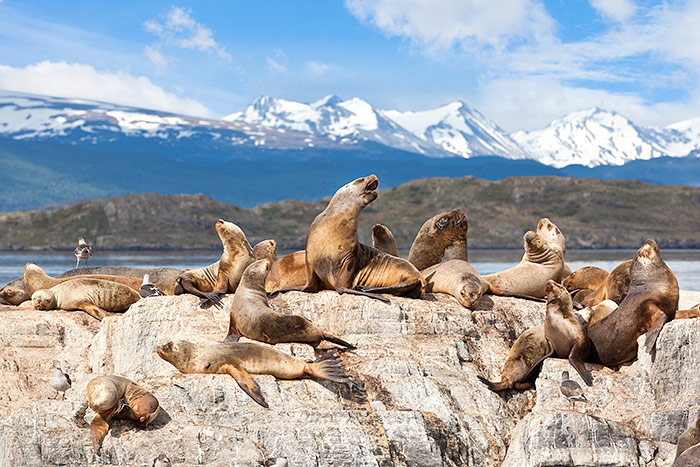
[1,290,699,466]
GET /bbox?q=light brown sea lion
[156,339,349,408]
[276,175,425,302]
[224,259,355,349]
[422,260,488,309]
[23,262,143,296]
[175,219,255,306]
[253,239,278,263]
[32,278,140,320]
[676,416,700,460]
[371,224,399,257]
[86,375,160,452]
[482,231,565,299]
[677,304,700,320]
[674,443,700,467]
[477,325,550,391]
[58,266,182,295]
[588,240,679,366]
[536,218,572,281]
[563,266,609,296]
[0,278,26,305]
[543,280,592,386]
[408,209,468,270]
[265,250,307,294]
[576,299,618,327]
[580,260,632,307]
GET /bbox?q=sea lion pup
[0,278,27,305]
[580,259,633,307]
[677,304,700,320]
[174,219,255,306]
[563,266,609,296]
[543,280,593,386]
[86,375,160,452]
[371,224,399,257]
[266,250,307,294]
[408,209,468,270]
[676,416,700,460]
[32,278,140,320]
[23,262,143,296]
[482,231,565,299]
[156,339,349,408]
[253,239,278,263]
[674,444,700,467]
[275,175,425,302]
[477,325,550,391]
[224,259,355,349]
[58,267,182,295]
[589,240,679,366]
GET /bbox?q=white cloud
[0,61,213,117]
[307,60,330,76]
[266,56,288,74]
[144,45,168,71]
[589,0,636,22]
[145,6,231,62]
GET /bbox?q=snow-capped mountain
[384,101,530,159]
[0,90,329,151]
[512,107,698,168]
[223,95,448,157]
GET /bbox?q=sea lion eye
[436,217,449,229]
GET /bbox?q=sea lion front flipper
[486,283,546,303]
[568,342,593,386]
[322,333,356,350]
[644,304,669,353]
[336,287,391,304]
[219,363,269,408]
[89,413,111,452]
[353,279,423,298]
[476,375,511,392]
[268,286,307,298]
[80,304,107,321]
[178,278,223,308]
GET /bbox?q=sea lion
[477,325,550,391]
[371,224,399,257]
[253,239,278,263]
[575,299,618,327]
[563,266,609,297]
[266,250,307,294]
[422,260,488,309]
[674,444,700,467]
[58,267,182,295]
[224,259,355,349]
[588,240,679,366]
[408,209,468,270]
[86,375,160,452]
[543,280,592,386]
[580,260,632,307]
[174,219,255,305]
[156,339,349,408]
[277,175,425,302]
[536,218,571,281]
[676,416,700,460]
[23,262,143,296]
[32,278,140,320]
[0,278,27,305]
[482,231,565,299]
[677,304,700,320]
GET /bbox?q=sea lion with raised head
[32,278,140,320]
[253,239,278,263]
[543,280,593,386]
[224,259,355,349]
[174,219,255,306]
[156,339,349,408]
[408,209,468,270]
[535,218,571,281]
[23,262,143,296]
[482,231,565,299]
[371,224,399,257]
[86,375,160,452]
[588,240,679,366]
[275,175,425,302]
[580,260,632,307]
[266,250,307,294]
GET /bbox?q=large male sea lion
[266,250,307,293]
[175,219,254,305]
[23,262,142,296]
[86,375,160,452]
[482,231,565,299]
[588,240,679,366]
[32,278,140,320]
[156,339,349,408]
[408,209,468,270]
[580,260,632,307]
[371,224,399,257]
[543,280,593,386]
[277,175,425,302]
[224,259,355,349]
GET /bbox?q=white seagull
[49,360,71,400]
[140,274,164,298]
[74,236,93,268]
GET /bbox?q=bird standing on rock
[50,360,71,400]
[74,236,93,268]
[263,457,288,467]
[152,454,172,467]
[559,370,588,411]
[140,274,164,298]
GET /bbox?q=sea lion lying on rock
[580,260,632,307]
[23,262,142,296]
[563,266,609,302]
[266,250,307,294]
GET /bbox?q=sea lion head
[240,259,272,290]
[432,209,468,235]
[32,289,57,310]
[537,218,566,254]
[636,239,659,264]
[0,282,28,305]
[253,239,278,262]
[130,393,160,426]
[372,224,392,240]
[331,174,379,208]
[215,219,252,253]
[156,339,194,371]
[457,275,485,309]
[545,279,572,309]
[523,231,546,252]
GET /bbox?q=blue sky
[0,0,699,131]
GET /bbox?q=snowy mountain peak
[311,94,343,107]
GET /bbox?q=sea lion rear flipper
[306,350,349,383]
[486,283,546,303]
[322,334,356,350]
[644,305,669,353]
[268,286,308,298]
[476,375,511,392]
[337,287,391,304]
[219,363,269,408]
[197,291,225,309]
[353,279,423,299]
[80,304,107,321]
[523,345,556,382]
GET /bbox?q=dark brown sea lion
[543,280,593,386]
[23,262,143,296]
[676,416,700,460]
[224,259,355,348]
[580,260,632,307]
[482,231,565,299]
[265,250,307,293]
[86,375,160,452]
[174,219,254,305]
[408,209,468,270]
[156,339,349,408]
[31,278,140,320]
[588,240,679,366]
[477,325,550,391]
[253,239,278,263]
[371,224,399,257]
[276,175,425,302]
